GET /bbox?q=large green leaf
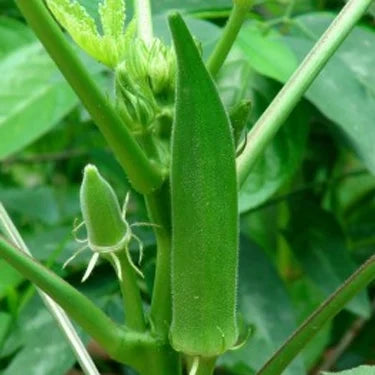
[2,296,82,375]
[0,17,34,58]
[239,77,310,213]
[286,196,371,317]
[0,43,78,160]
[323,366,375,375]
[0,260,23,299]
[236,22,297,82]
[220,236,305,375]
[238,15,375,173]
[0,187,60,225]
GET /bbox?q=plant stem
[15,0,164,194]
[117,252,146,332]
[146,183,172,338]
[207,2,252,76]
[237,0,374,187]
[135,0,154,45]
[188,357,216,375]
[0,204,100,375]
[0,235,151,363]
[257,254,375,375]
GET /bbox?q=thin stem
[146,183,172,338]
[15,0,164,194]
[237,0,374,187]
[207,2,252,76]
[117,252,146,332]
[189,357,216,375]
[0,204,100,375]
[257,254,375,375]
[313,298,375,374]
[135,0,154,45]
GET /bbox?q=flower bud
[115,65,157,132]
[80,164,127,250]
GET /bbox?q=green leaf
[0,187,60,225]
[0,260,23,299]
[0,16,34,58]
[99,0,125,38]
[286,196,371,317]
[0,43,78,160]
[220,236,305,375]
[2,296,81,375]
[236,21,297,82]
[323,366,375,375]
[239,76,310,213]
[46,0,102,60]
[238,15,375,173]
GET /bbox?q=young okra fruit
[169,13,239,359]
[65,164,143,282]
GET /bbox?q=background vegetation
[1,0,375,374]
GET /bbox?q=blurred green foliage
[1,0,375,374]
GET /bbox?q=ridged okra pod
[169,13,239,358]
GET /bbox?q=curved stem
[207,2,252,76]
[0,236,127,361]
[0,204,100,375]
[237,0,373,187]
[135,0,154,45]
[257,255,375,375]
[15,0,164,194]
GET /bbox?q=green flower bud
[121,37,176,99]
[115,64,157,132]
[80,164,127,250]
[147,39,176,97]
[65,165,144,282]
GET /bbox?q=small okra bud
[80,164,127,250]
[229,99,252,147]
[115,65,157,131]
[65,165,144,282]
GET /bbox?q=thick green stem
[135,0,154,45]
[237,0,373,187]
[0,236,151,362]
[257,255,375,375]
[15,0,164,194]
[188,357,216,375]
[146,183,172,338]
[207,2,252,76]
[116,252,146,332]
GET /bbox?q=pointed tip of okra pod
[167,11,186,32]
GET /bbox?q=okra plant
[1,0,375,374]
